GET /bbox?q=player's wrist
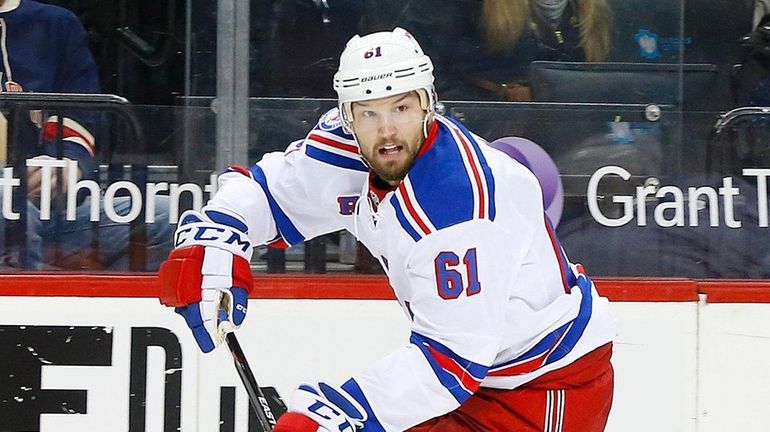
[273,412,320,432]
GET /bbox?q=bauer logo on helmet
[361,73,393,82]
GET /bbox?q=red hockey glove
[159,208,254,353]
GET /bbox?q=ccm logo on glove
[174,225,251,254]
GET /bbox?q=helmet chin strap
[415,88,436,139]
[348,130,371,168]
[422,112,433,139]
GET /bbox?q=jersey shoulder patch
[317,108,345,132]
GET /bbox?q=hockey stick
[223,330,277,431]
[217,294,277,431]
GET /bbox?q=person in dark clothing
[374,0,612,101]
[0,0,172,270]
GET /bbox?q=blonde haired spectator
[472,0,612,100]
[375,0,613,101]
[481,0,612,61]
[756,0,770,27]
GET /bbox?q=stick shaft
[225,332,277,431]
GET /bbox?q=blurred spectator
[756,0,770,27]
[258,0,366,98]
[0,0,171,270]
[374,0,612,101]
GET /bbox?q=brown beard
[363,138,417,183]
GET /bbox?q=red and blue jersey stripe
[411,332,489,404]
[487,273,593,377]
[544,215,577,293]
[390,115,496,242]
[304,128,368,172]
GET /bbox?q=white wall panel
[0,295,755,432]
[698,303,770,432]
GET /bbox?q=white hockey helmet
[334,27,435,132]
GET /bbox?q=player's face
[351,92,427,184]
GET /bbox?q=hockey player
[160,28,616,431]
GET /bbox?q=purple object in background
[489,137,564,227]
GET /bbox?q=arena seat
[708,106,770,175]
[528,61,718,111]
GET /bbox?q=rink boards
[1,275,769,432]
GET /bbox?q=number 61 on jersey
[434,248,481,300]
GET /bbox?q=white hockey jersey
[207,108,616,431]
